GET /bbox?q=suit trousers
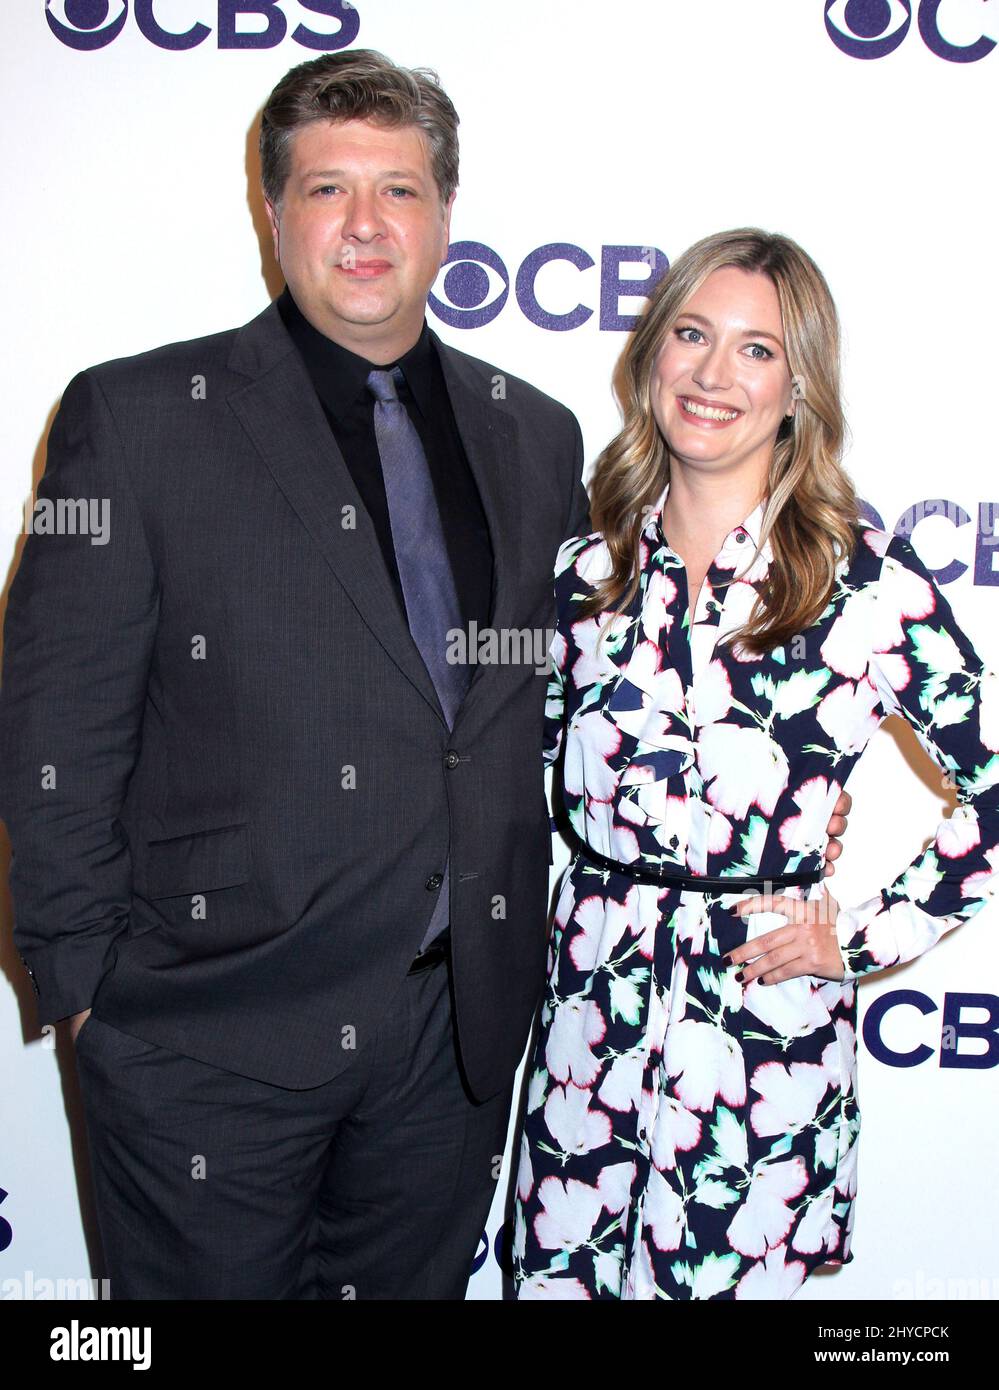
[74,951,514,1299]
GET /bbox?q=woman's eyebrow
[678,312,782,344]
[743,329,783,344]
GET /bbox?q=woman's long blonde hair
[582,228,859,656]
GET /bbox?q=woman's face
[651,266,796,484]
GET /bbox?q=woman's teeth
[681,398,740,421]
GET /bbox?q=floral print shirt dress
[512,486,999,1300]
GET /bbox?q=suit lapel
[225,304,525,735]
[433,335,523,728]
[226,303,447,726]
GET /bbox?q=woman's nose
[692,349,731,392]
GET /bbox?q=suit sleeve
[0,369,160,1024]
[835,533,999,979]
[562,410,591,542]
[543,411,589,769]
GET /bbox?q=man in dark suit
[0,49,849,1299]
[0,48,589,1300]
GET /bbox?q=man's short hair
[260,48,459,210]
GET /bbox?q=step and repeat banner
[1,1,997,1302]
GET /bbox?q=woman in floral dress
[512,229,999,1300]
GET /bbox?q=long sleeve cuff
[17,930,122,1027]
[835,891,890,980]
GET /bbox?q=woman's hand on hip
[725,890,846,985]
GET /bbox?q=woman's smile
[677,394,744,426]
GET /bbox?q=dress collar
[642,480,772,572]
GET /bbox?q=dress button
[425,873,444,891]
[736,530,746,542]
[444,750,460,769]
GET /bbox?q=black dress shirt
[277,286,494,634]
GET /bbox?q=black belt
[408,926,451,973]
[571,834,822,894]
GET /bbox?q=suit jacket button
[444,750,460,769]
[425,873,444,891]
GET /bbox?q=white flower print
[935,804,981,859]
[645,1165,685,1252]
[544,1083,613,1157]
[518,1273,592,1300]
[534,1175,604,1251]
[735,1243,808,1300]
[779,776,838,854]
[698,723,790,819]
[545,996,606,1088]
[726,1155,810,1258]
[650,1092,703,1171]
[692,658,734,726]
[567,890,637,972]
[664,1019,747,1113]
[596,1047,644,1113]
[791,1190,836,1256]
[816,678,882,755]
[750,1060,832,1137]
[597,1161,638,1216]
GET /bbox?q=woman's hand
[822,788,852,877]
[725,890,846,985]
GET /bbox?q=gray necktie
[367,366,470,949]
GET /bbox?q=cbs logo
[45,0,359,51]
[825,0,996,62]
[860,498,999,588]
[471,1224,512,1277]
[864,990,999,1067]
[430,241,669,333]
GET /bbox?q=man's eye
[312,186,338,196]
[388,187,415,198]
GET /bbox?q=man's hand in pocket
[69,1008,92,1044]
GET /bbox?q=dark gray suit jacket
[0,300,589,1100]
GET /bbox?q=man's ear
[264,197,281,261]
[440,189,457,260]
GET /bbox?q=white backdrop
[1,0,997,1302]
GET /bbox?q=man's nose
[341,188,386,242]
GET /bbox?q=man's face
[265,118,454,361]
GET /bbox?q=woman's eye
[677,327,703,343]
[746,343,774,360]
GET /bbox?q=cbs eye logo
[46,0,127,48]
[430,243,510,329]
[45,1,360,51]
[825,0,996,62]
